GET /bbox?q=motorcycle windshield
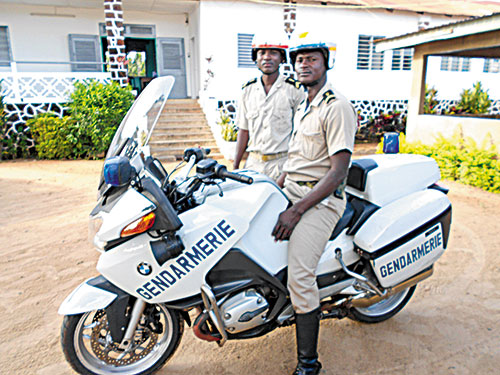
[97,76,174,195]
[106,76,175,160]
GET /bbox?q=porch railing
[0,61,111,104]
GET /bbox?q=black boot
[292,308,322,375]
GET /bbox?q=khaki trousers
[283,179,344,314]
[244,155,286,182]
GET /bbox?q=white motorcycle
[59,77,452,375]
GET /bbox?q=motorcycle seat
[329,195,379,240]
[330,201,355,240]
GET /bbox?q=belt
[296,180,318,189]
[249,151,287,162]
[296,180,345,200]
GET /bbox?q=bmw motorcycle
[59,76,452,375]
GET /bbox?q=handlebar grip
[215,165,253,184]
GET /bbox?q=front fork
[117,299,147,355]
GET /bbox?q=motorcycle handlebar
[214,165,253,185]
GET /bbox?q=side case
[354,189,452,288]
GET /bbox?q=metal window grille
[392,48,413,70]
[357,35,384,70]
[68,34,102,72]
[0,26,12,67]
[238,33,255,68]
[484,58,500,73]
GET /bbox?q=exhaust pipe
[350,267,434,308]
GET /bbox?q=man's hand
[276,172,286,188]
[272,206,302,241]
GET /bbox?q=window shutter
[440,56,450,71]
[484,58,500,73]
[357,35,384,70]
[0,26,12,67]
[238,33,255,68]
[161,43,182,70]
[356,35,371,70]
[68,34,101,72]
[441,56,470,72]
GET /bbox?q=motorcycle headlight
[88,215,105,250]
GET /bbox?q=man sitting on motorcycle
[272,32,357,375]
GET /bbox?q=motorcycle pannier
[353,189,451,288]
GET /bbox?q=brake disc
[89,310,158,366]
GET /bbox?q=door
[157,38,187,99]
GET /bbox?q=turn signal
[121,212,156,237]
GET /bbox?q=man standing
[272,33,357,375]
[233,34,305,181]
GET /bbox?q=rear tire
[348,286,416,324]
[61,304,183,375]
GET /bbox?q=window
[238,33,255,68]
[68,34,102,72]
[392,48,413,70]
[484,58,500,73]
[0,26,12,67]
[440,56,470,72]
[357,35,385,70]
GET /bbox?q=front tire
[348,286,416,324]
[61,304,183,375]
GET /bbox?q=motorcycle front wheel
[348,286,416,324]
[61,304,183,375]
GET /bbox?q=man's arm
[233,129,249,170]
[272,151,351,241]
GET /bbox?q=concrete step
[153,130,214,139]
[154,123,210,131]
[152,147,223,162]
[162,107,203,113]
[159,114,207,121]
[150,138,218,148]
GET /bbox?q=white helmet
[251,33,289,63]
[289,31,336,69]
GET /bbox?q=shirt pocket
[300,129,324,160]
[246,111,259,131]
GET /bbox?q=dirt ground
[0,156,499,375]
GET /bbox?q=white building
[1,0,500,154]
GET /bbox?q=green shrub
[447,81,491,115]
[28,113,75,159]
[376,132,499,193]
[424,85,439,114]
[356,111,406,142]
[217,109,238,142]
[68,80,134,158]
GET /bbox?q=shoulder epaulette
[322,90,336,104]
[285,77,302,90]
[242,78,257,89]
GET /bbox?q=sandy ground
[0,156,499,375]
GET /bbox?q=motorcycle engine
[220,288,269,334]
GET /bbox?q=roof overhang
[375,12,500,52]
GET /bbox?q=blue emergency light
[383,132,400,154]
[103,156,134,187]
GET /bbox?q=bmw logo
[137,262,152,276]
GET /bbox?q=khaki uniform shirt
[283,83,357,207]
[236,75,305,154]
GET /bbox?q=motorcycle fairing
[58,277,118,315]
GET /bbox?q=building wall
[197,1,463,101]
[426,56,500,99]
[0,3,193,95]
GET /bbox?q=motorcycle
[59,76,452,375]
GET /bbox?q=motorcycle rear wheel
[348,286,416,324]
[61,304,183,375]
